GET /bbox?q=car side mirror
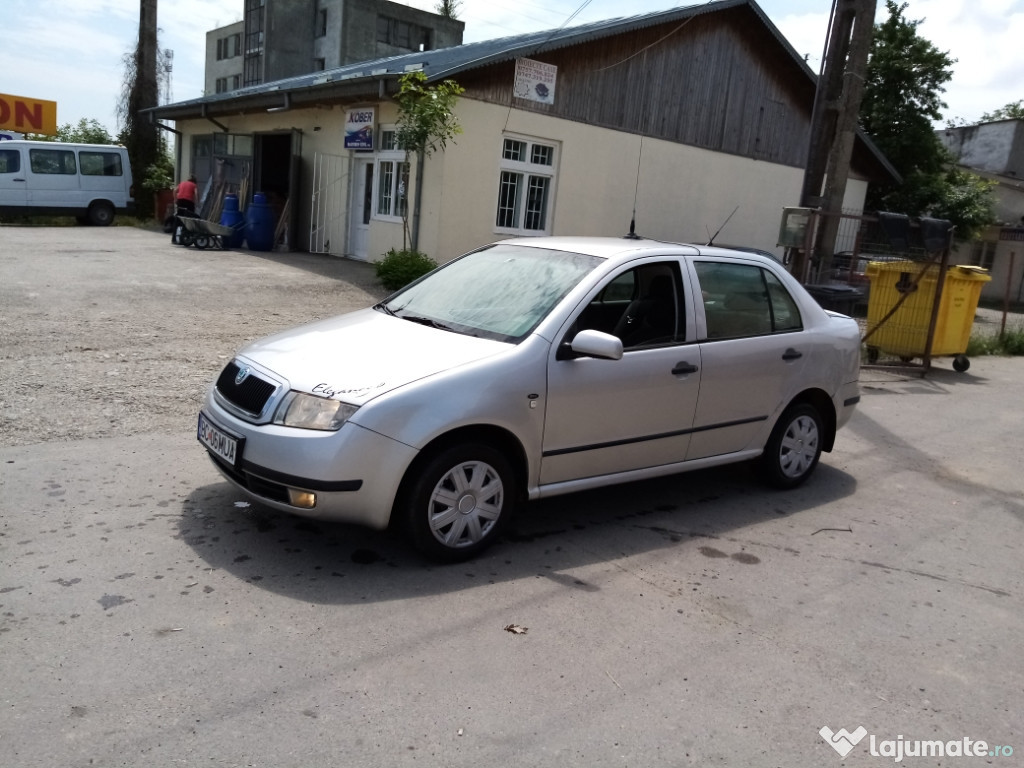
[564,329,624,361]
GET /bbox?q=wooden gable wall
[456,6,815,169]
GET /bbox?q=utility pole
[795,0,876,282]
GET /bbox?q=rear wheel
[404,443,515,562]
[759,403,823,489]
[87,201,115,226]
[194,235,211,250]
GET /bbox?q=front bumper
[198,398,418,530]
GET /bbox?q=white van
[0,140,135,225]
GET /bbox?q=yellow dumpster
[864,261,991,371]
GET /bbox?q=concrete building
[206,21,246,95]
[204,0,464,95]
[153,0,895,265]
[940,119,1024,302]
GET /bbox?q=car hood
[237,307,510,405]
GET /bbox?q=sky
[2,0,1022,137]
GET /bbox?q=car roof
[496,236,779,266]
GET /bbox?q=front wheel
[404,443,516,562]
[759,403,823,489]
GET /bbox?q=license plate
[198,412,241,466]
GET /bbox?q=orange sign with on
[0,93,58,135]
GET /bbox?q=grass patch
[967,324,1024,357]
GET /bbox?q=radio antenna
[705,205,739,245]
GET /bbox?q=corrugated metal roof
[146,0,895,181]
[151,0,814,114]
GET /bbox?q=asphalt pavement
[1,227,1021,767]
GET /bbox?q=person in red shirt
[176,175,198,213]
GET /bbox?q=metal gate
[309,152,350,255]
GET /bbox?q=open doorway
[254,131,300,250]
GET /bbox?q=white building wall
[417,98,814,264]
[172,96,869,267]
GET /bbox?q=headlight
[274,392,358,431]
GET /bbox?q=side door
[347,157,373,260]
[686,260,808,460]
[0,146,28,209]
[26,146,80,210]
[541,259,701,486]
[77,149,129,206]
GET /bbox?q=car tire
[405,443,515,562]
[759,403,823,489]
[87,201,115,227]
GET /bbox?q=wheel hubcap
[428,460,503,548]
[779,415,819,478]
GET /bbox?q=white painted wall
[173,96,869,266]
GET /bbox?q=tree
[26,119,114,144]
[861,1,954,211]
[860,1,994,238]
[58,119,116,144]
[394,71,465,249]
[434,0,462,19]
[118,0,161,218]
[980,100,1024,122]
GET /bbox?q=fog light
[288,489,317,509]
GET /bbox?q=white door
[0,146,28,208]
[347,158,373,260]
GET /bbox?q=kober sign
[0,93,58,135]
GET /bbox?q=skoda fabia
[198,237,861,561]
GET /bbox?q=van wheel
[88,202,115,226]
[404,443,515,562]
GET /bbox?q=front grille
[216,361,278,416]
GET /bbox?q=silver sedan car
[198,237,861,561]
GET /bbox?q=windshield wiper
[399,314,455,332]
[374,302,398,317]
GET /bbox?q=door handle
[782,348,803,361]
[672,362,699,375]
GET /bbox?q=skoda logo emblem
[235,366,251,386]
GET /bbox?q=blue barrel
[219,194,245,248]
[245,193,276,251]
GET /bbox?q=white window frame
[494,134,558,237]
[372,125,409,222]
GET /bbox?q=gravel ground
[0,225,388,447]
[1,225,1019,448]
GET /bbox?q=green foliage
[58,118,115,144]
[141,154,175,195]
[395,71,465,157]
[861,1,995,238]
[862,1,955,206]
[927,168,996,241]
[980,100,1024,123]
[25,118,115,144]
[967,324,1024,357]
[375,248,438,291]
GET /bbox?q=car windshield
[378,244,602,342]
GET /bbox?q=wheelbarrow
[179,216,244,250]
